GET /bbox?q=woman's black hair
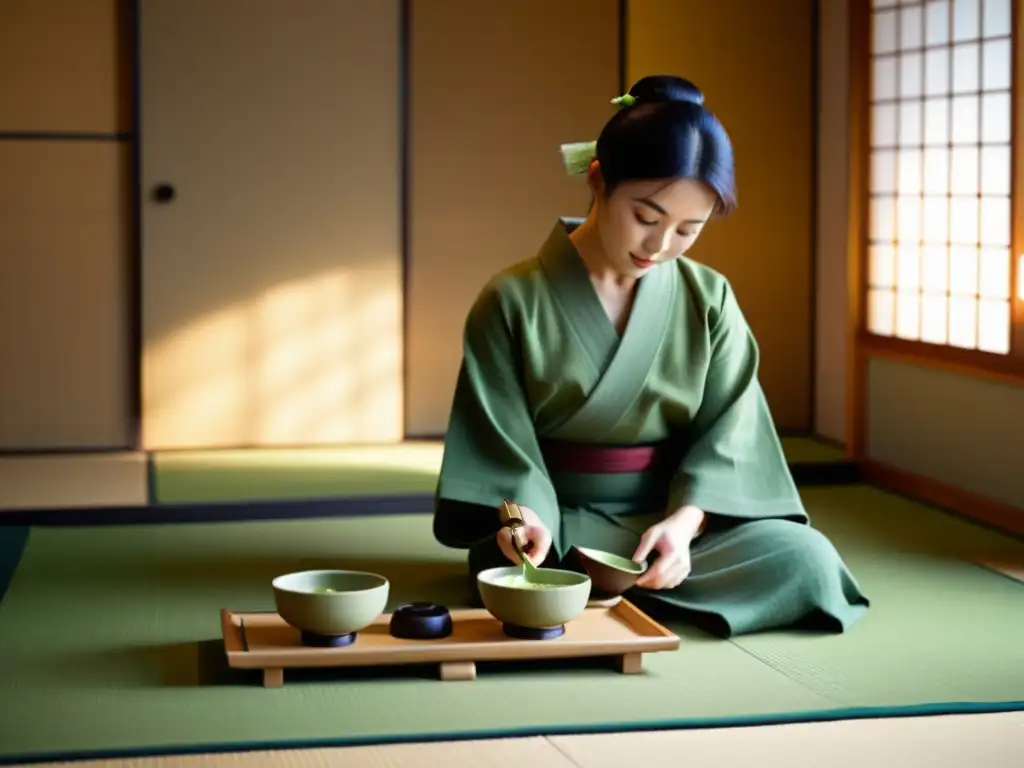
[595,75,737,216]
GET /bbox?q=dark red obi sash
[539,440,677,474]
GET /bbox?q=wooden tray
[976,556,1024,585]
[221,599,680,687]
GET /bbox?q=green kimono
[433,218,868,637]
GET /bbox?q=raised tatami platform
[0,436,849,515]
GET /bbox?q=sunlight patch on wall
[142,268,402,450]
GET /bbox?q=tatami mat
[151,442,444,503]
[778,435,847,464]
[549,712,1022,768]
[148,435,847,504]
[1,485,1022,765]
[19,713,1023,767]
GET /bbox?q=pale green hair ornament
[559,93,636,176]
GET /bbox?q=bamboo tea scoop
[499,499,543,583]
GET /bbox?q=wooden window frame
[847,0,1024,432]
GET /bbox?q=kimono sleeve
[432,283,560,549]
[667,280,809,524]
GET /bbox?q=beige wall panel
[0,141,132,449]
[627,0,816,431]
[0,0,130,133]
[867,358,1024,510]
[405,0,621,437]
[815,0,850,445]
[138,0,402,449]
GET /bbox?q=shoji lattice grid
[867,0,1013,353]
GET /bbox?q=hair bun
[629,75,704,107]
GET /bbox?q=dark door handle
[152,184,176,203]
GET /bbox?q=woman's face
[589,165,718,277]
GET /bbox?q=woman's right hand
[496,503,552,566]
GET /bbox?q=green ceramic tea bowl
[477,566,592,629]
[573,545,647,598]
[272,569,389,637]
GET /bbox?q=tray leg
[439,661,476,681]
[617,653,643,674]
[263,667,284,688]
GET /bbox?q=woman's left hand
[632,505,705,590]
